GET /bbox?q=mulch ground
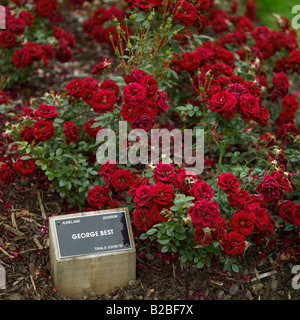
[0,184,300,301]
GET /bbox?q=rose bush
[1,0,300,273]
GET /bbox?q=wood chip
[3,224,25,238]
[37,191,47,220]
[251,270,277,282]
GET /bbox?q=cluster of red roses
[0,1,74,74]
[65,76,120,115]
[83,6,130,50]
[122,69,169,131]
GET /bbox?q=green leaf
[20,156,32,161]
[146,228,158,235]
[197,261,204,269]
[232,264,239,273]
[56,148,63,156]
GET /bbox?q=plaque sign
[53,211,132,259]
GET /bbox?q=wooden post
[49,208,136,298]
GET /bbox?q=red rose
[111,168,135,192]
[282,94,299,113]
[91,57,113,75]
[19,10,34,26]
[134,184,153,207]
[22,42,43,60]
[87,186,110,207]
[174,170,198,194]
[231,210,254,237]
[151,182,175,207]
[271,171,293,193]
[252,104,270,127]
[35,104,59,121]
[188,199,220,228]
[0,31,17,48]
[14,155,36,178]
[246,202,272,234]
[292,204,300,228]
[55,43,72,63]
[90,90,117,114]
[209,91,237,120]
[65,78,86,98]
[256,174,284,202]
[0,163,16,184]
[213,217,229,241]
[276,122,300,144]
[100,79,120,96]
[121,102,141,122]
[227,189,252,208]
[7,17,26,35]
[35,0,58,17]
[84,119,102,138]
[157,90,169,115]
[133,207,155,231]
[240,93,260,121]
[21,126,36,144]
[272,72,289,93]
[133,0,163,12]
[131,114,155,132]
[153,163,176,184]
[32,119,55,142]
[141,98,158,119]
[221,231,245,258]
[189,180,214,201]
[123,82,147,106]
[63,121,79,145]
[41,44,54,60]
[173,0,198,26]
[12,49,32,69]
[278,200,295,223]
[217,172,240,194]
[139,75,158,97]
[98,161,118,186]
[194,227,215,246]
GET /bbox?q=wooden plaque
[49,208,136,298]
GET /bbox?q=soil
[0,185,300,301]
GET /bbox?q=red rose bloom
[209,91,237,119]
[221,231,245,258]
[157,90,169,115]
[227,189,252,208]
[142,98,158,119]
[21,126,36,144]
[278,200,295,223]
[231,210,254,237]
[134,184,153,207]
[292,204,300,228]
[35,0,59,17]
[22,42,43,60]
[98,161,118,186]
[173,0,198,26]
[131,114,155,132]
[121,102,141,122]
[133,207,155,232]
[111,168,135,192]
[123,82,147,106]
[194,227,215,246]
[87,186,110,207]
[139,75,158,97]
[0,31,17,48]
[91,57,113,75]
[91,90,117,114]
[100,79,120,96]
[19,10,34,26]
[0,163,16,184]
[14,155,36,178]
[217,172,240,194]
[35,104,59,121]
[65,78,86,98]
[272,72,289,93]
[151,182,175,207]
[153,163,177,184]
[84,119,102,138]
[188,199,220,228]
[282,94,299,113]
[189,180,214,201]
[256,174,284,202]
[7,17,26,35]
[276,122,300,145]
[63,121,79,145]
[12,49,32,69]
[246,202,272,234]
[240,93,260,121]
[32,119,55,142]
